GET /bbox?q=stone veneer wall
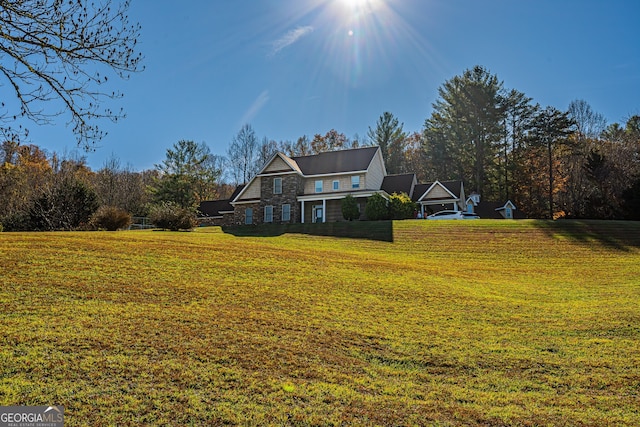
[232,202,260,225]
[232,174,304,225]
[258,174,304,224]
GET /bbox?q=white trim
[416,180,458,202]
[231,199,260,205]
[297,190,381,202]
[304,170,368,178]
[258,170,298,177]
[264,205,274,223]
[273,177,283,194]
[282,204,291,222]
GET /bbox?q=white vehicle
[426,210,480,220]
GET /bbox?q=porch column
[322,199,326,223]
[301,200,305,224]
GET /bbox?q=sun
[337,0,380,13]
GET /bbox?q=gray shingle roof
[381,174,416,197]
[291,146,379,175]
[412,180,463,201]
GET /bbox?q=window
[315,180,323,193]
[245,208,253,225]
[333,180,340,191]
[351,175,360,189]
[264,205,273,223]
[273,177,282,194]
[282,204,291,222]
[505,207,513,219]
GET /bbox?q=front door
[312,205,323,223]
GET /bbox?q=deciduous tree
[527,106,575,218]
[0,0,143,148]
[227,124,258,184]
[153,140,221,208]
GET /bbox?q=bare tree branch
[0,0,143,149]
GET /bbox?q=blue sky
[22,0,640,171]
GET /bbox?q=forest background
[2,66,640,230]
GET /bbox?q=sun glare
[337,0,381,13]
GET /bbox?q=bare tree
[227,124,258,185]
[0,0,143,148]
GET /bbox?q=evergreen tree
[367,112,406,174]
[527,107,575,218]
[423,66,506,198]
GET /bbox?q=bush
[365,193,390,221]
[29,178,99,231]
[148,202,197,231]
[341,195,360,221]
[389,192,417,219]
[90,206,132,231]
[0,223,3,232]
[0,212,31,231]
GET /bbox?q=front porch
[298,191,379,223]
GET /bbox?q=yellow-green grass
[1,220,639,426]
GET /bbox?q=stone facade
[259,174,304,224]
[232,174,305,225]
[232,202,260,225]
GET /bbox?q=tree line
[2,4,638,226]
[226,66,640,220]
[1,65,639,231]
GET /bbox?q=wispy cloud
[240,90,270,125]
[270,26,314,57]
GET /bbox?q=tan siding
[264,156,292,173]
[425,185,451,199]
[364,150,385,190]
[237,177,261,200]
[303,174,364,194]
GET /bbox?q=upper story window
[333,180,340,191]
[273,177,282,194]
[351,175,360,189]
[315,180,323,193]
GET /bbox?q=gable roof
[413,180,463,202]
[381,174,417,197]
[291,146,379,176]
[257,152,302,175]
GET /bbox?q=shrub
[389,192,417,219]
[341,195,360,221]
[29,178,99,231]
[365,193,389,221]
[0,223,3,232]
[90,206,132,231]
[148,202,197,231]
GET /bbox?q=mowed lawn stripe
[0,220,639,425]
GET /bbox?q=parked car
[426,210,480,220]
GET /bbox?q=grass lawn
[1,220,639,426]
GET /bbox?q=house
[230,146,388,225]
[412,180,466,217]
[197,185,244,226]
[208,145,520,225]
[465,192,524,219]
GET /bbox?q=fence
[129,217,155,230]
